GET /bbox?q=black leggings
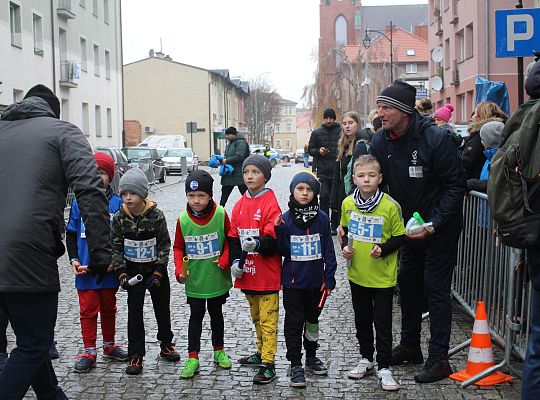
[219,185,247,207]
[187,294,228,353]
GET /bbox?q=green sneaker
[180,358,200,379]
[214,350,232,369]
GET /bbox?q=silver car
[162,148,198,174]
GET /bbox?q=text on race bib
[184,232,220,260]
[349,213,384,244]
[124,238,158,262]
[290,233,322,261]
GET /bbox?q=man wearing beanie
[308,108,341,233]
[275,170,336,387]
[173,169,235,378]
[0,84,111,398]
[370,80,466,383]
[219,126,251,207]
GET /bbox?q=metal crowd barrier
[136,158,156,184]
[450,190,531,387]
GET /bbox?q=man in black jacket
[0,85,111,399]
[370,81,466,384]
[219,127,250,207]
[308,108,341,230]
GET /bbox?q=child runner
[173,170,233,379]
[275,170,337,388]
[111,168,179,375]
[341,155,405,391]
[229,155,282,384]
[66,152,128,372]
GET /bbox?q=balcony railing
[59,60,80,88]
[57,0,75,19]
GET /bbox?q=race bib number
[290,234,322,261]
[349,213,384,244]
[184,232,220,260]
[124,238,158,262]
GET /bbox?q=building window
[103,0,109,24]
[286,123,291,131]
[406,49,415,56]
[457,94,465,122]
[80,37,87,71]
[335,15,347,47]
[33,14,43,55]
[93,0,98,17]
[325,0,330,5]
[13,89,24,102]
[286,139,291,149]
[275,123,280,133]
[59,28,67,61]
[106,108,112,137]
[94,44,100,76]
[465,23,474,59]
[105,50,111,79]
[406,63,418,74]
[9,2,22,48]
[444,38,450,69]
[456,30,465,62]
[82,103,89,136]
[61,99,69,120]
[95,105,102,137]
[354,9,361,30]
[276,139,281,148]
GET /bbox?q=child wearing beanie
[274,170,337,388]
[228,154,282,384]
[432,103,454,126]
[111,168,179,375]
[173,170,233,378]
[66,152,128,373]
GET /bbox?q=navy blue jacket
[275,210,337,290]
[370,111,466,232]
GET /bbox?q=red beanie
[93,152,115,180]
[432,103,454,123]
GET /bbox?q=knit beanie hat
[479,121,504,149]
[323,108,337,120]
[119,168,148,198]
[93,152,115,181]
[376,80,417,114]
[290,170,320,195]
[224,126,238,136]
[185,169,214,196]
[525,60,540,99]
[24,84,60,119]
[432,103,454,123]
[242,154,272,182]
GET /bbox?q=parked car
[250,145,281,167]
[95,147,130,175]
[450,124,469,138]
[121,147,166,184]
[274,149,292,163]
[162,148,198,174]
[295,148,313,165]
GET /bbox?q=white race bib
[184,232,220,260]
[349,213,384,244]
[124,237,158,262]
[290,233,322,261]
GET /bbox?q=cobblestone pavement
[10,164,523,399]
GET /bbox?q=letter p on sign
[507,14,534,51]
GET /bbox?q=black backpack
[487,99,540,249]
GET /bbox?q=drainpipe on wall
[119,0,126,147]
[50,0,56,93]
[208,78,213,156]
[485,0,490,80]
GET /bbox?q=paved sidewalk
[9,165,522,399]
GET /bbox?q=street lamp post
[363,21,393,83]
[254,71,270,144]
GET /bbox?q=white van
[139,135,187,149]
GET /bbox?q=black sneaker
[290,365,306,388]
[253,362,276,385]
[159,342,180,362]
[125,355,143,375]
[390,344,424,366]
[73,353,97,373]
[305,356,328,375]
[239,352,262,366]
[414,355,453,383]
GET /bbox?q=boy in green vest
[340,155,405,391]
[174,170,233,379]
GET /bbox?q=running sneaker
[290,365,306,388]
[159,342,180,362]
[377,368,400,391]
[125,355,143,375]
[253,362,276,385]
[213,350,232,369]
[305,356,328,375]
[73,353,97,373]
[238,352,262,365]
[348,357,374,379]
[103,345,129,361]
[180,357,200,379]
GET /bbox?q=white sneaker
[377,368,400,391]
[347,358,374,379]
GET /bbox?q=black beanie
[323,108,337,120]
[224,126,238,136]
[24,84,60,119]
[525,61,540,99]
[242,154,272,182]
[186,170,214,196]
[377,80,417,114]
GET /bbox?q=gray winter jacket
[0,97,111,292]
[221,135,250,187]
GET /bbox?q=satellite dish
[432,76,443,91]
[431,46,443,62]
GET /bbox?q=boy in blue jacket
[274,170,337,388]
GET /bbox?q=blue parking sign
[495,8,540,58]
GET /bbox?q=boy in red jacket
[229,155,282,384]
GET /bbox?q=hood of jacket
[467,117,505,135]
[1,97,57,121]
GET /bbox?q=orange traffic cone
[449,301,513,386]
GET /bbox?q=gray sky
[122,0,427,106]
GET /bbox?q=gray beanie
[242,154,272,182]
[119,168,149,198]
[480,121,504,149]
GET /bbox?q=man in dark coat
[0,85,112,399]
[219,126,250,207]
[308,108,341,230]
[369,80,466,384]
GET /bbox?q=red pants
[77,288,118,349]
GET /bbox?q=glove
[145,272,162,289]
[88,263,109,285]
[241,237,259,253]
[230,260,243,278]
[118,273,131,290]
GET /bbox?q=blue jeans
[523,261,540,399]
[0,292,66,400]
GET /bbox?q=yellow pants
[246,293,279,364]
